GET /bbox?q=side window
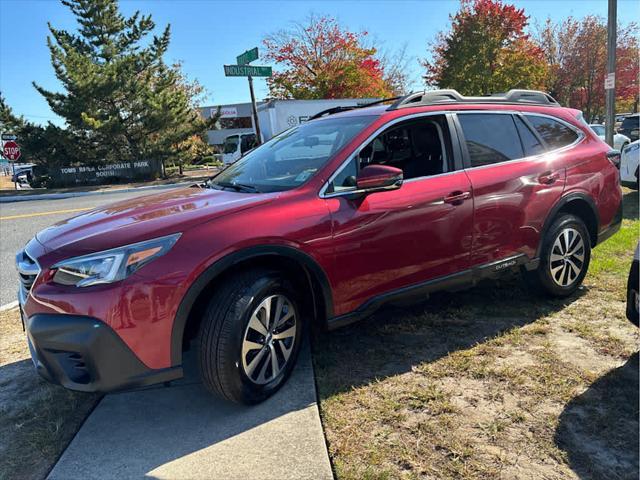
[524,115,579,150]
[327,116,451,193]
[514,116,545,156]
[458,113,523,167]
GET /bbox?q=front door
[323,115,474,316]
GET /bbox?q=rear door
[456,111,578,266]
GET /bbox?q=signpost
[1,136,21,189]
[605,0,617,148]
[224,47,272,145]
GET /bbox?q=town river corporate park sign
[51,159,162,187]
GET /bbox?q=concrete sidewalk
[48,342,333,480]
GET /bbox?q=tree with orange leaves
[263,16,404,99]
[423,0,548,95]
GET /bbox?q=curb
[0,301,18,312]
[0,181,198,203]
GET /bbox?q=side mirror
[356,165,403,192]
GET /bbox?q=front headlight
[51,233,181,287]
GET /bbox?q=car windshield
[622,116,639,128]
[590,125,605,136]
[223,136,240,154]
[209,115,376,193]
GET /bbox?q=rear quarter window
[525,115,580,150]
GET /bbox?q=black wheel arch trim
[536,192,600,258]
[170,245,334,366]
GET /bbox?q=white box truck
[221,98,379,165]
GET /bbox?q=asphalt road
[0,189,174,306]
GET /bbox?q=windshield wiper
[212,181,261,193]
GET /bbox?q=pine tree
[34,0,214,166]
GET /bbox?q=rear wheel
[197,270,303,404]
[525,214,591,297]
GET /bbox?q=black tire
[197,269,304,405]
[525,214,591,297]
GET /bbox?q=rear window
[622,116,639,128]
[458,113,523,167]
[525,115,579,150]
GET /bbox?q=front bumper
[25,313,182,392]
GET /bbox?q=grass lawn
[314,189,639,480]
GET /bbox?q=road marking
[0,207,92,221]
[0,301,18,312]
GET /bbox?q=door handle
[443,191,471,205]
[538,171,559,185]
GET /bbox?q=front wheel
[197,270,303,405]
[525,214,591,297]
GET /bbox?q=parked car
[589,124,630,150]
[620,140,639,190]
[627,244,639,326]
[619,113,639,142]
[17,89,622,404]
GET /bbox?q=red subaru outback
[17,90,622,404]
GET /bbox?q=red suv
[17,90,622,404]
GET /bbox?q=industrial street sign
[224,65,272,77]
[1,133,16,141]
[2,140,21,161]
[236,47,259,66]
[225,47,273,146]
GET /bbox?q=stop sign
[3,140,21,161]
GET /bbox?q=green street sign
[224,65,272,77]
[236,47,259,66]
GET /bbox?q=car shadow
[313,274,588,396]
[555,352,639,480]
[47,338,331,480]
[622,188,638,221]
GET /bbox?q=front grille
[16,249,40,293]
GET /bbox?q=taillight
[606,150,621,169]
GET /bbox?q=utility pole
[605,0,617,148]
[248,75,262,146]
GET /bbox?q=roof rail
[308,96,402,121]
[387,89,559,110]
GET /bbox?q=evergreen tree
[34,0,214,166]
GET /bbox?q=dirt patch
[0,309,101,480]
[315,270,639,480]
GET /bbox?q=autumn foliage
[535,16,639,120]
[423,0,548,95]
[263,16,399,99]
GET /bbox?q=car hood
[35,186,276,254]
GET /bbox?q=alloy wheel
[549,227,585,287]
[241,294,297,385]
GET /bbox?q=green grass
[589,219,639,278]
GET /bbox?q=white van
[222,133,257,166]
